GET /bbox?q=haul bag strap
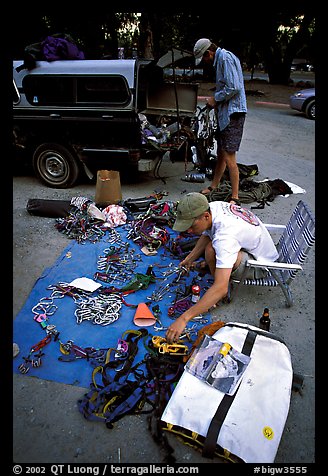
[202,330,257,459]
[224,322,287,345]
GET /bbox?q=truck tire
[33,143,80,188]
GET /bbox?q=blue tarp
[13,227,211,388]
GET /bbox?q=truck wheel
[33,143,80,188]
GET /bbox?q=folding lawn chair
[228,200,315,307]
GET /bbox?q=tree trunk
[266,12,314,85]
[138,13,154,59]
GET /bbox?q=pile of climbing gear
[94,243,142,286]
[21,188,294,463]
[55,198,129,243]
[78,327,188,463]
[55,204,107,243]
[126,217,171,253]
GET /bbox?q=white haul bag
[161,322,293,463]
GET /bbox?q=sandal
[200,186,213,195]
[228,197,241,206]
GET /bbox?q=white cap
[193,38,211,65]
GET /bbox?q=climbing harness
[78,329,153,428]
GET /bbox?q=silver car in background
[289,87,315,120]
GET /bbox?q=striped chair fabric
[232,200,315,307]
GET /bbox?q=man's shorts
[230,250,268,281]
[216,112,246,153]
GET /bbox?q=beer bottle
[259,308,271,331]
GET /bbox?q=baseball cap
[173,192,209,232]
[193,38,211,65]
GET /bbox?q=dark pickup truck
[13,54,198,188]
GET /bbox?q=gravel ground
[12,90,315,468]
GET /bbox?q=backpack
[42,34,85,62]
[161,322,294,463]
[15,33,85,72]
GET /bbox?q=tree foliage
[13,7,315,85]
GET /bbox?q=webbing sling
[104,382,150,428]
[202,329,257,458]
[146,353,185,464]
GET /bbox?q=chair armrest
[264,224,286,232]
[247,259,303,271]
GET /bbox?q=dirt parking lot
[12,82,315,467]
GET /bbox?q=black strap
[224,322,287,346]
[242,330,257,356]
[202,330,257,459]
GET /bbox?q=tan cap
[173,192,209,232]
[193,38,211,65]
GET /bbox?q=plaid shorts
[216,112,246,153]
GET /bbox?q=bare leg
[224,151,239,200]
[204,240,216,275]
[202,149,239,201]
[206,244,244,306]
[205,241,243,276]
[205,242,244,306]
[201,149,226,194]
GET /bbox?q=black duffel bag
[26,199,72,218]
